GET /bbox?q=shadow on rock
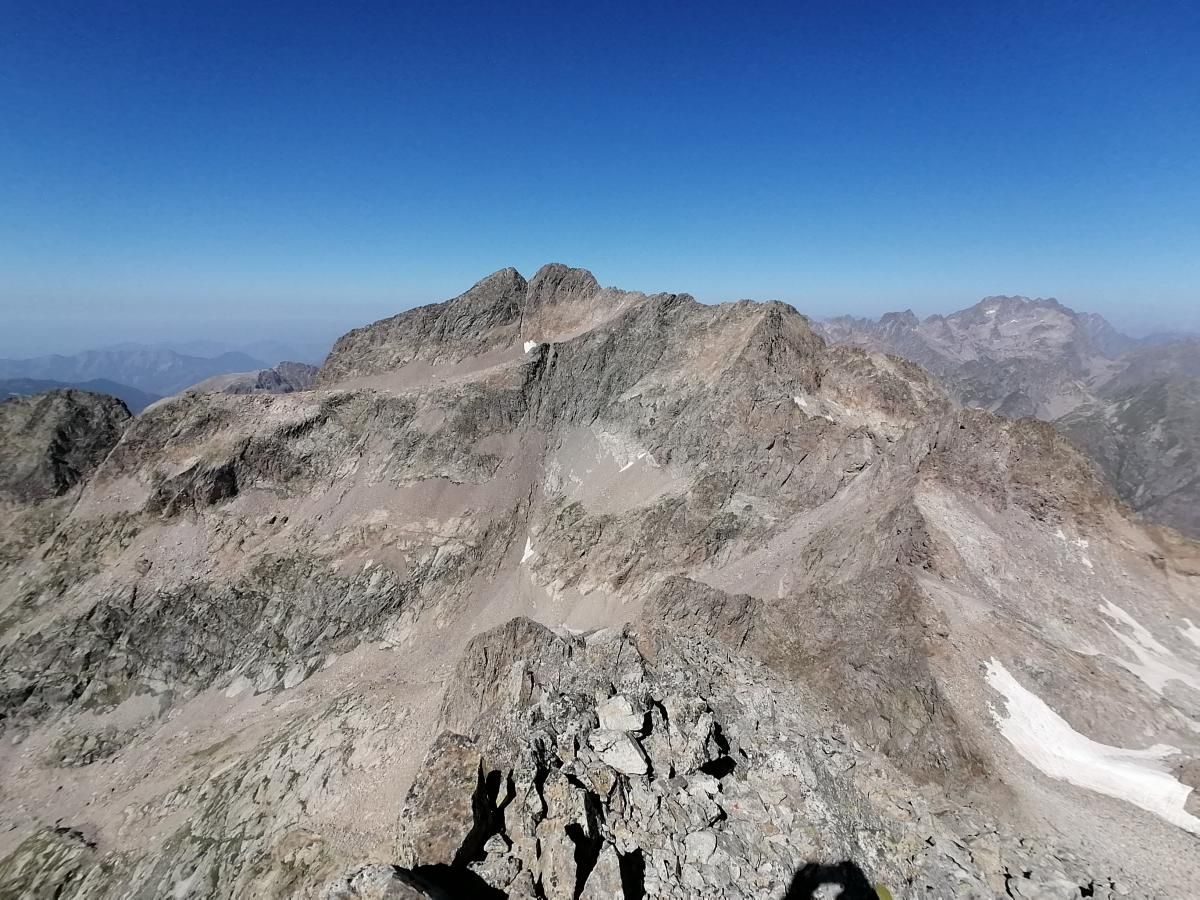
[782,860,884,899]
[405,864,507,899]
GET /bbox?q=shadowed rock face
[0,389,130,503]
[816,300,1200,537]
[0,266,1196,899]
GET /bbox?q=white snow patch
[1054,528,1067,542]
[596,432,658,473]
[1100,600,1200,696]
[521,537,536,564]
[1181,619,1200,650]
[793,393,835,422]
[985,308,997,316]
[523,340,538,353]
[223,675,254,699]
[172,871,201,899]
[619,450,652,473]
[985,658,1200,833]
[1080,556,1093,570]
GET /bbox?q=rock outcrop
[0,389,131,504]
[182,361,319,397]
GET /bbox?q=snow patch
[1100,600,1200,696]
[1081,557,1093,570]
[985,659,1200,834]
[521,537,536,564]
[597,431,658,473]
[619,450,653,473]
[523,340,538,353]
[1181,619,1200,650]
[223,675,254,699]
[172,871,201,899]
[985,308,997,316]
[793,393,835,422]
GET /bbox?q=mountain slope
[0,267,1196,899]
[1057,377,1200,537]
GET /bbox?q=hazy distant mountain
[816,298,1200,536]
[0,348,267,396]
[817,296,1126,419]
[101,338,331,366]
[0,377,160,413]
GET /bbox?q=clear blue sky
[2,0,1198,355]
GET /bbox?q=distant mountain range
[96,338,331,366]
[0,378,161,413]
[0,340,331,413]
[815,298,1200,536]
[0,347,270,398]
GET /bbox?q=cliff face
[0,267,1197,899]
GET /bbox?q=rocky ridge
[816,299,1200,537]
[181,361,320,398]
[0,266,1197,898]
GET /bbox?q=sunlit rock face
[0,266,1196,899]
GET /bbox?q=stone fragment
[596,694,644,732]
[588,729,650,776]
[684,829,717,864]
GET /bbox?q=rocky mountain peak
[464,266,529,308]
[525,263,601,308]
[0,267,1196,898]
[879,309,919,328]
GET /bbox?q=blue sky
[2,0,1198,355]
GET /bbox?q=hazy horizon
[3,2,1198,357]
[3,266,1199,360]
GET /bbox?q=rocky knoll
[182,361,319,398]
[0,266,1197,898]
[0,390,131,574]
[0,390,131,504]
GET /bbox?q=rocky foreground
[0,265,1198,898]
